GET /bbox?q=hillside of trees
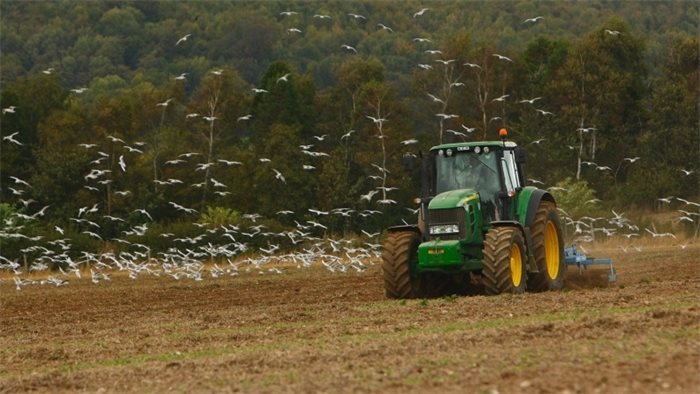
[0,1,698,256]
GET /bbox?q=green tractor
[382,130,566,297]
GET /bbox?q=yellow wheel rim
[510,243,523,287]
[545,221,560,279]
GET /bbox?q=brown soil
[1,243,698,393]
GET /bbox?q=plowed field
[1,243,698,393]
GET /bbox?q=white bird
[2,106,17,114]
[124,145,143,153]
[623,156,640,163]
[530,138,546,145]
[595,165,612,171]
[341,44,357,53]
[3,132,21,145]
[413,37,432,43]
[203,115,218,122]
[417,64,433,70]
[186,113,200,119]
[175,34,191,46]
[348,13,366,20]
[54,226,64,235]
[9,176,31,187]
[436,113,459,120]
[360,190,379,202]
[413,8,430,17]
[133,209,153,221]
[195,162,214,171]
[82,231,103,240]
[175,73,187,80]
[446,129,467,138]
[340,130,355,140]
[287,28,302,34]
[70,87,88,94]
[435,59,455,65]
[251,88,268,94]
[522,16,543,24]
[156,98,173,107]
[237,114,253,122]
[272,169,286,183]
[461,125,477,133]
[519,97,542,104]
[259,157,271,163]
[280,11,298,16]
[377,23,393,32]
[463,62,482,69]
[42,67,54,75]
[210,69,223,76]
[536,109,554,116]
[427,93,444,104]
[210,178,227,188]
[366,115,387,124]
[313,14,331,19]
[400,139,418,145]
[277,73,290,83]
[680,169,694,176]
[312,134,328,141]
[492,53,513,62]
[492,94,510,102]
[425,49,442,55]
[118,155,126,172]
[303,164,316,171]
[168,201,198,214]
[217,159,242,166]
[605,29,621,36]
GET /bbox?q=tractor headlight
[429,224,460,235]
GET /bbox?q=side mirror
[402,153,417,172]
[514,147,526,164]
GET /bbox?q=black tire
[482,227,527,295]
[527,201,566,291]
[382,231,423,299]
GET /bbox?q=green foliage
[199,206,241,227]
[549,177,599,218]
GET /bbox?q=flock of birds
[1,7,697,291]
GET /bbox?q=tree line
[0,1,698,254]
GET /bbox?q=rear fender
[524,189,555,227]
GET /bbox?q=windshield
[434,150,501,198]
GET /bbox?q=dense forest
[0,1,698,259]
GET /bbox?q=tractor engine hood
[428,189,479,210]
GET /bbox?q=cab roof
[430,140,518,152]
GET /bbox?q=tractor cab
[426,140,526,226]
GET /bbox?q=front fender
[386,224,421,235]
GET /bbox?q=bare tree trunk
[200,76,222,206]
[576,117,585,180]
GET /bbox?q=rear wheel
[528,201,566,291]
[382,231,424,299]
[482,227,527,295]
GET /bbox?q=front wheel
[482,227,527,295]
[382,231,423,299]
